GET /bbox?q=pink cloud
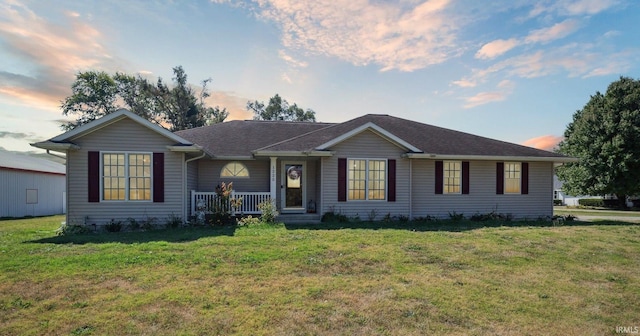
[525,19,580,44]
[253,0,461,72]
[522,135,563,151]
[475,38,520,60]
[463,91,507,108]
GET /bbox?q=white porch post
[270,157,277,202]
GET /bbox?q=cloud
[522,135,563,151]
[0,130,41,142]
[451,79,477,88]
[475,38,519,60]
[278,50,308,68]
[462,91,507,108]
[0,1,120,110]
[524,19,580,44]
[205,91,253,121]
[249,0,461,72]
[529,0,619,17]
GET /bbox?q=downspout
[184,151,206,221]
[409,158,412,220]
[46,149,67,161]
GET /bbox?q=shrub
[237,215,261,227]
[258,199,279,223]
[165,214,183,229]
[448,211,465,221]
[126,218,140,231]
[321,211,349,223]
[553,199,562,206]
[104,219,123,232]
[469,211,512,222]
[578,198,604,208]
[141,216,158,231]
[56,222,90,236]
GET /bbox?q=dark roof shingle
[176,114,567,159]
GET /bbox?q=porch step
[278,213,322,224]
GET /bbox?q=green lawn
[1,216,639,335]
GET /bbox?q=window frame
[504,162,521,194]
[100,151,153,202]
[347,158,387,201]
[220,161,250,178]
[443,160,462,194]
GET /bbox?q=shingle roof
[0,150,65,175]
[175,120,334,157]
[175,114,567,159]
[259,114,567,158]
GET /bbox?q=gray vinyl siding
[66,118,184,226]
[0,169,66,217]
[197,160,270,192]
[411,160,554,219]
[322,130,410,219]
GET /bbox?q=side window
[221,162,249,178]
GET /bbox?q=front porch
[190,191,321,223]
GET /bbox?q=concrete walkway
[554,207,640,222]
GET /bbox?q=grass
[1,215,639,335]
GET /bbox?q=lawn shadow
[27,225,237,245]
[284,219,640,232]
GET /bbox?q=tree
[61,66,228,131]
[556,76,640,206]
[247,94,316,122]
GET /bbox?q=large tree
[247,94,316,122]
[556,76,640,205]
[61,66,228,131]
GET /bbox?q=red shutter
[387,159,396,202]
[496,162,504,194]
[521,162,529,195]
[153,153,164,203]
[88,151,100,202]
[435,161,443,194]
[338,158,347,202]
[462,161,470,194]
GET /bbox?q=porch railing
[191,190,271,216]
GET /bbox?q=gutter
[404,153,578,163]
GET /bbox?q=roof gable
[51,109,192,145]
[315,122,421,152]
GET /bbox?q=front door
[283,163,305,210]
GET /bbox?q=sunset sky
[1,0,638,154]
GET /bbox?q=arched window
[220,162,249,178]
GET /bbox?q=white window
[348,159,386,200]
[443,161,461,194]
[504,162,521,194]
[102,153,151,201]
[221,162,249,178]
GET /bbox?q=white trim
[405,153,577,163]
[504,162,522,195]
[100,151,153,202]
[30,141,80,151]
[51,109,193,145]
[220,161,250,178]
[270,157,278,203]
[443,160,462,195]
[316,122,421,152]
[167,145,203,153]
[346,158,388,201]
[281,161,306,212]
[253,150,333,157]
